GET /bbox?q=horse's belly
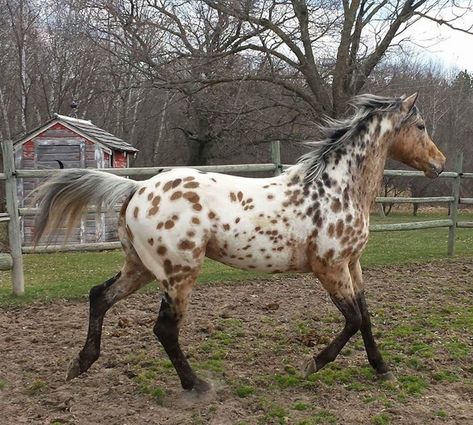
[205,234,311,273]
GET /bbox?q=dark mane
[299,94,409,182]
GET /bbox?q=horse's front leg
[349,260,394,380]
[305,262,362,376]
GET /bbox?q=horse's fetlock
[80,348,100,366]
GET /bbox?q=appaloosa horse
[34,93,445,392]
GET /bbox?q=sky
[407,12,473,72]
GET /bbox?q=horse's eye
[417,124,425,131]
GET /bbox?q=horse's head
[388,93,446,178]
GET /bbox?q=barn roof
[14,114,138,153]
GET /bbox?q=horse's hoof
[303,358,317,378]
[377,371,396,382]
[66,357,81,381]
[193,377,212,394]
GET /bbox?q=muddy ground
[1,259,472,425]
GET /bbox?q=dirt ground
[1,259,472,425]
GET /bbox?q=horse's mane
[298,94,418,182]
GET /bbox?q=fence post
[271,140,282,176]
[448,151,463,256]
[2,140,25,295]
[377,203,385,218]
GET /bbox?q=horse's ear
[401,92,418,114]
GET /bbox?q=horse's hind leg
[305,262,362,376]
[153,276,210,392]
[66,249,153,380]
[349,260,393,380]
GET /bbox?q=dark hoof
[377,371,396,382]
[66,357,82,381]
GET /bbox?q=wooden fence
[1,140,471,296]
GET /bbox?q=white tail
[33,169,139,245]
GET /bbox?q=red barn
[14,114,138,246]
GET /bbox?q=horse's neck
[354,125,392,214]
[337,118,392,215]
[353,147,389,214]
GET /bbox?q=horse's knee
[346,310,362,334]
[347,310,363,333]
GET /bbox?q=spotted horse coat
[34,93,446,392]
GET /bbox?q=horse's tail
[33,169,140,246]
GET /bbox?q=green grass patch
[133,366,166,404]
[433,370,460,383]
[263,405,288,424]
[307,364,357,386]
[25,378,48,395]
[444,339,471,360]
[372,412,391,425]
[0,379,7,390]
[309,410,338,424]
[273,373,301,388]
[293,402,310,411]
[234,385,256,398]
[194,359,225,373]
[363,211,473,267]
[398,375,428,396]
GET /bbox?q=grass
[25,378,48,395]
[372,413,391,425]
[234,385,256,398]
[0,211,472,306]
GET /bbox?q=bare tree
[4,0,40,132]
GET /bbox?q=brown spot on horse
[183,192,199,203]
[331,199,342,213]
[179,240,196,250]
[157,246,167,255]
[170,191,182,201]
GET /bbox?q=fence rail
[1,139,471,295]
[15,163,279,178]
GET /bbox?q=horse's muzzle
[424,164,444,179]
